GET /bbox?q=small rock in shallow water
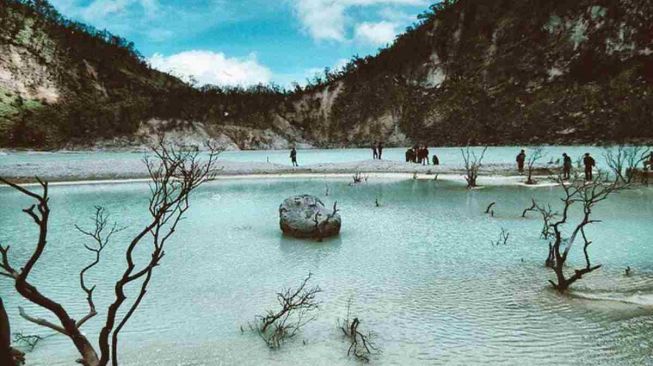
[279,194,341,239]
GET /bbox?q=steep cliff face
[1,0,651,149]
[281,0,653,146]
[0,0,306,149]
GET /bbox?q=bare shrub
[603,145,650,184]
[461,146,488,188]
[338,298,379,362]
[352,172,368,184]
[490,228,510,246]
[255,273,321,349]
[525,148,544,185]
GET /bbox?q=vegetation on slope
[0,0,651,148]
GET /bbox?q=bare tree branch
[0,140,221,366]
[254,273,321,349]
[338,297,379,362]
[75,207,125,329]
[100,140,221,366]
[603,145,650,185]
[461,146,488,188]
[525,148,544,185]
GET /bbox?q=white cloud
[51,0,235,43]
[294,0,347,41]
[148,51,273,87]
[292,0,426,42]
[354,21,397,45]
[79,0,157,21]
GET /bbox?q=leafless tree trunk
[0,297,22,366]
[484,202,496,215]
[0,142,220,366]
[603,145,650,184]
[461,146,488,188]
[525,148,544,184]
[546,173,624,292]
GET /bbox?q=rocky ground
[0,157,557,185]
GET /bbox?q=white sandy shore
[0,158,561,187]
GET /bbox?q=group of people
[405,145,439,165]
[291,146,653,180]
[516,149,596,181]
[371,142,384,160]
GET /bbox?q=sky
[49,0,431,87]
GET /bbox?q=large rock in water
[279,195,341,239]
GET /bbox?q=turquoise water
[0,145,620,168]
[1,178,653,365]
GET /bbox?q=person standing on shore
[372,142,378,159]
[516,149,526,173]
[562,153,572,180]
[290,147,298,167]
[423,146,430,165]
[432,153,439,165]
[583,153,595,181]
[378,141,384,160]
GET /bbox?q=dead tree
[484,202,496,215]
[603,145,650,184]
[490,228,510,246]
[461,146,488,188]
[338,298,378,362]
[351,172,368,184]
[546,172,624,292]
[525,148,544,185]
[255,273,321,349]
[0,142,220,366]
[1,298,23,366]
[313,202,339,242]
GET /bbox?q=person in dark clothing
[562,153,572,180]
[405,148,415,162]
[372,142,378,159]
[423,146,430,165]
[432,154,439,165]
[378,142,384,159]
[290,147,298,167]
[583,153,595,181]
[516,149,526,173]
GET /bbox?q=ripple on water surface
[1,178,653,365]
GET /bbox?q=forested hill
[290,0,653,146]
[1,0,652,149]
[0,0,294,149]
